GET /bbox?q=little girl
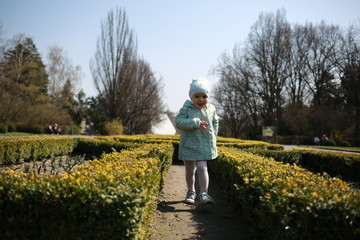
[175,78,219,205]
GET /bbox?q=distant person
[175,78,219,206]
[53,123,61,135]
[314,136,320,145]
[48,124,53,134]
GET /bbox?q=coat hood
[183,100,209,109]
[183,100,196,108]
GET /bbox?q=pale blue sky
[1,0,359,112]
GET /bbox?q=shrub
[61,125,81,135]
[326,138,336,146]
[0,143,174,240]
[300,150,360,183]
[73,138,140,158]
[0,136,78,165]
[104,120,125,135]
[0,124,8,133]
[72,126,81,135]
[217,139,284,150]
[247,147,360,183]
[32,125,44,134]
[5,122,17,132]
[245,148,303,165]
[209,147,360,240]
[16,123,44,134]
[340,140,351,147]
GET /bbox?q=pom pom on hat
[189,78,210,98]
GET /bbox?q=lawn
[0,132,46,137]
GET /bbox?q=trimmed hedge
[0,143,174,240]
[243,148,360,183]
[2,134,358,239]
[215,136,284,150]
[218,141,284,150]
[102,135,284,151]
[0,137,141,165]
[0,137,78,165]
[209,147,360,240]
[108,134,180,144]
[73,138,141,158]
[300,150,360,183]
[244,148,303,165]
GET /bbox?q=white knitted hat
[189,78,210,98]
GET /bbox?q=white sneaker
[197,192,215,206]
[184,191,196,204]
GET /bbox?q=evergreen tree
[3,37,48,94]
[0,36,49,123]
[71,90,89,125]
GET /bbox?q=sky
[1,0,359,113]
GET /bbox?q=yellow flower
[282,189,289,195]
[244,177,250,184]
[15,194,22,199]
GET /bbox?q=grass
[0,132,89,137]
[0,132,46,137]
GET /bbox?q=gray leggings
[184,160,209,193]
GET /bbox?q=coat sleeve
[175,107,201,131]
[213,108,220,136]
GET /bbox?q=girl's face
[191,92,208,109]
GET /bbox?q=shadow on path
[153,160,252,240]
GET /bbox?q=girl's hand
[199,121,208,130]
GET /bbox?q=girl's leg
[196,160,209,193]
[184,160,196,192]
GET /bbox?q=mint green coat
[175,100,219,161]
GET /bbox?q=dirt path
[151,161,251,240]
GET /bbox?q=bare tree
[91,8,137,119]
[305,22,341,106]
[213,9,360,142]
[90,8,164,134]
[298,22,343,137]
[336,22,360,141]
[0,22,5,55]
[123,59,164,134]
[46,45,82,104]
[245,9,291,126]
[287,24,311,106]
[213,10,291,138]
[214,46,260,138]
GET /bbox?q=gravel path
[151,161,251,240]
